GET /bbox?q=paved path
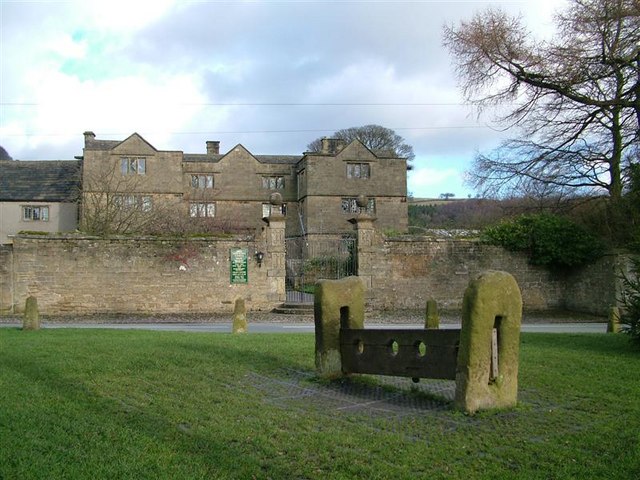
[0,321,608,333]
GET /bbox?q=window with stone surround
[297,169,306,197]
[114,195,153,212]
[121,157,146,175]
[347,163,370,179]
[191,174,214,189]
[341,197,375,215]
[190,202,216,218]
[262,176,285,189]
[22,205,49,221]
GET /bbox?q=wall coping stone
[384,236,480,243]
[14,233,255,243]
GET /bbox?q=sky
[0,0,565,198]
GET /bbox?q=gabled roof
[183,150,301,165]
[83,132,159,153]
[219,144,301,165]
[303,139,405,160]
[0,160,81,202]
[112,133,158,155]
[255,154,301,165]
[336,140,379,161]
[85,133,302,165]
[183,153,225,163]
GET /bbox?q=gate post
[454,270,522,414]
[348,200,376,291]
[314,276,365,378]
[263,193,286,303]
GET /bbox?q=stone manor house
[0,131,408,243]
[1,132,623,318]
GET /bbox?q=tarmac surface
[0,309,609,333]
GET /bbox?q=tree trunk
[610,106,624,203]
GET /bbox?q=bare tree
[82,163,255,236]
[443,0,640,202]
[307,124,415,168]
[81,161,160,235]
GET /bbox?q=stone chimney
[83,131,96,146]
[320,138,345,154]
[206,141,220,155]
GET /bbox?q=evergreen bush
[620,257,640,346]
[482,213,605,269]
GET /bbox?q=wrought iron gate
[285,236,356,303]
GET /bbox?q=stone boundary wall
[0,245,13,313]
[562,252,623,315]
[361,231,621,315]
[0,222,626,317]
[5,228,285,315]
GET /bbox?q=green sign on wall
[230,247,248,284]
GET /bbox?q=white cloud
[76,0,179,32]
[48,33,87,60]
[2,67,208,155]
[0,0,572,192]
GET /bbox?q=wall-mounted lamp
[255,251,265,267]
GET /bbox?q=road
[0,322,608,334]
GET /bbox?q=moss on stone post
[263,198,286,304]
[348,210,377,292]
[454,270,522,414]
[425,298,440,329]
[23,296,40,331]
[607,306,621,333]
[232,298,248,333]
[314,276,365,378]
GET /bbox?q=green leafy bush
[482,213,605,268]
[620,257,640,345]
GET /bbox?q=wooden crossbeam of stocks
[314,271,522,413]
[340,328,461,380]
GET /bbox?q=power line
[1,102,480,107]
[1,125,492,138]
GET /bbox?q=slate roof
[183,154,224,163]
[183,153,301,165]
[84,139,120,150]
[255,155,301,165]
[84,133,303,164]
[0,160,81,202]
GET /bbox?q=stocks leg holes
[412,340,427,383]
[388,339,399,357]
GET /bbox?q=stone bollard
[232,298,248,333]
[23,296,40,331]
[425,298,440,329]
[454,271,522,414]
[314,276,365,378]
[607,306,621,333]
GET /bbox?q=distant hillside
[0,146,12,161]
[408,195,612,232]
[409,198,503,230]
[408,197,470,206]
[408,196,578,230]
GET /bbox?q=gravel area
[0,308,606,325]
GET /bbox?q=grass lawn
[1,328,639,479]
